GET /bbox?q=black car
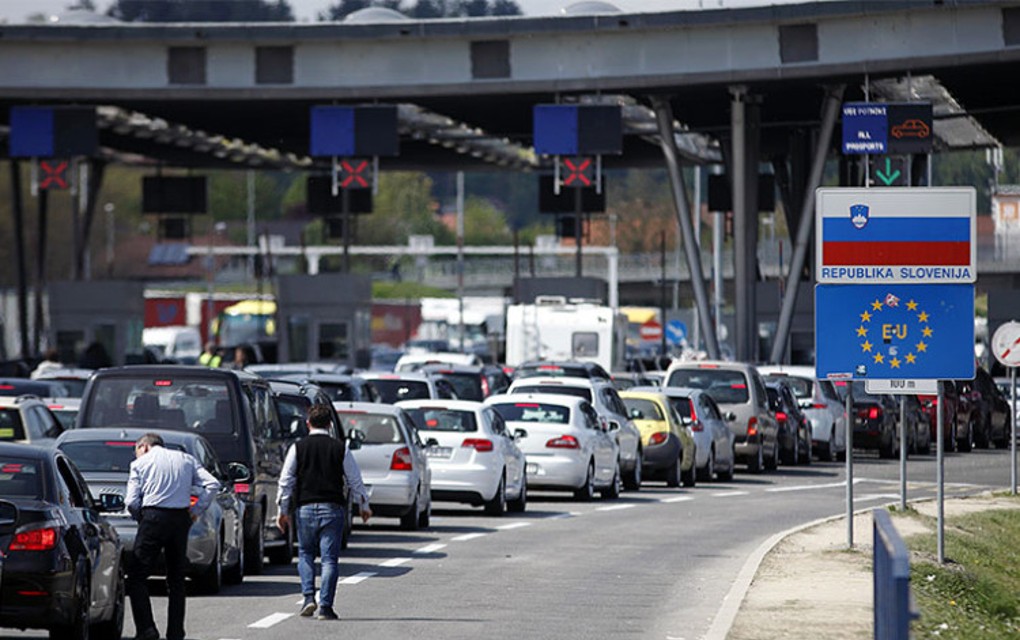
[962,367,1012,449]
[765,380,812,465]
[513,360,611,381]
[282,373,382,404]
[418,363,510,401]
[0,377,73,398]
[849,381,901,458]
[0,442,125,640]
[76,365,288,575]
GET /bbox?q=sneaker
[316,606,339,621]
[300,599,317,617]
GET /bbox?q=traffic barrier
[873,508,918,640]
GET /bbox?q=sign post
[991,320,1020,495]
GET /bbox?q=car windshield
[0,409,26,441]
[622,397,664,421]
[489,402,570,424]
[317,382,358,402]
[370,379,431,403]
[511,385,592,402]
[40,379,88,398]
[404,408,478,432]
[0,458,42,500]
[666,368,750,404]
[431,373,483,401]
[338,412,404,444]
[768,376,813,399]
[49,408,79,431]
[60,440,185,473]
[80,376,235,434]
[516,365,589,379]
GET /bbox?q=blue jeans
[296,503,345,609]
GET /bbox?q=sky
[0,0,798,23]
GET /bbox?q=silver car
[505,376,643,490]
[55,428,245,593]
[358,372,459,403]
[485,393,620,500]
[334,401,432,530]
[634,386,737,481]
[758,365,848,462]
[398,399,527,515]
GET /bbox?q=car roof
[33,368,95,380]
[56,427,208,448]
[509,376,596,388]
[332,401,403,416]
[418,364,483,374]
[358,372,431,382]
[633,385,698,398]
[395,399,485,412]
[0,441,54,460]
[91,365,261,382]
[667,359,752,371]
[485,392,587,408]
[619,389,669,402]
[0,395,44,407]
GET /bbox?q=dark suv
[513,361,611,381]
[419,364,510,401]
[960,367,1012,449]
[76,366,286,574]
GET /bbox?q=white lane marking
[596,504,637,512]
[414,543,447,554]
[339,571,377,585]
[496,522,532,530]
[712,491,749,498]
[451,532,487,542]
[379,557,411,568]
[767,480,850,493]
[248,613,293,629]
[856,493,900,503]
[545,512,579,520]
[661,496,694,503]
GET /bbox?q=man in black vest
[276,404,372,620]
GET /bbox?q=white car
[394,352,482,372]
[334,402,432,530]
[357,372,459,403]
[485,393,620,500]
[397,399,527,515]
[505,376,643,490]
[0,396,65,445]
[758,365,848,461]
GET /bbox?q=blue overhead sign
[665,320,687,346]
[842,102,934,155]
[815,283,974,380]
[842,102,887,154]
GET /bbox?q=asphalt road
[2,447,1014,640]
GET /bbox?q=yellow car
[619,390,697,488]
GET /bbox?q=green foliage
[358,172,452,245]
[320,0,520,20]
[464,196,512,245]
[109,0,294,22]
[373,280,454,299]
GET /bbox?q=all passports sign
[816,188,976,285]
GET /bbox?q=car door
[487,408,525,496]
[196,439,240,557]
[602,386,640,460]
[700,394,733,465]
[579,402,615,483]
[397,410,430,506]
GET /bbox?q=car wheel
[781,432,797,465]
[574,461,596,500]
[681,456,697,488]
[601,461,622,499]
[195,533,223,594]
[91,567,124,640]
[975,416,990,449]
[341,502,353,550]
[747,442,764,474]
[266,521,293,565]
[418,496,432,528]
[623,449,642,491]
[820,430,835,462]
[879,431,897,459]
[508,472,527,513]
[958,419,974,452]
[799,429,812,465]
[243,506,265,576]
[665,454,682,488]
[401,496,422,530]
[224,532,244,585]
[696,447,715,481]
[764,440,779,471]
[484,475,508,516]
[716,445,736,481]
[51,570,89,640]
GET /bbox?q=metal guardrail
[873,508,918,640]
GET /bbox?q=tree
[319,0,402,20]
[109,0,294,22]
[463,196,512,245]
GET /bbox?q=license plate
[526,463,538,474]
[426,447,453,458]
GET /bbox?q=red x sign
[39,160,69,190]
[562,157,593,188]
[339,158,371,189]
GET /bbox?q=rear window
[275,396,310,438]
[338,412,404,444]
[432,373,483,401]
[489,402,570,424]
[318,382,357,402]
[516,365,588,379]
[0,409,26,441]
[49,407,79,431]
[41,379,87,398]
[768,375,813,399]
[510,385,592,403]
[59,440,185,473]
[666,397,693,420]
[370,379,431,403]
[666,368,750,404]
[404,408,478,433]
[80,376,236,435]
[0,458,42,499]
[621,398,664,421]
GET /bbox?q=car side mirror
[608,420,620,431]
[513,428,528,440]
[97,493,125,513]
[425,437,440,448]
[679,416,694,427]
[0,500,18,536]
[725,411,737,422]
[347,428,366,451]
[228,462,252,482]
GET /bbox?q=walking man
[277,404,372,621]
[126,433,221,640]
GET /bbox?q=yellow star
[905,353,917,364]
[918,311,929,323]
[861,341,873,353]
[906,300,918,311]
[871,300,883,311]
[922,327,933,338]
[860,311,872,323]
[890,357,901,369]
[916,341,928,353]
[873,353,885,364]
[856,326,868,337]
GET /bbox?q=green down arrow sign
[874,157,903,186]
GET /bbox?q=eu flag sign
[815,284,974,380]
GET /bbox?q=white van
[505,297,627,373]
[142,325,203,363]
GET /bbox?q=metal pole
[342,189,351,273]
[1011,366,1017,495]
[713,209,723,344]
[247,169,256,280]
[104,203,115,277]
[660,230,667,356]
[574,188,583,278]
[456,171,465,350]
[731,87,749,361]
[846,383,854,549]
[650,96,720,359]
[34,189,49,355]
[692,165,701,351]
[70,159,82,281]
[900,394,907,511]
[10,160,30,359]
[769,85,845,363]
[936,380,945,564]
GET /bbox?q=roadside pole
[936,380,944,564]
[991,322,1020,494]
[846,384,854,549]
[1013,366,1017,496]
[899,397,907,510]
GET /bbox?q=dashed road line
[339,571,377,585]
[545,512,580,520]
[496,522,533,530]
[451,532,488,542]
[248,613,293,629]
[379,557,412,567]
[766,480,849,493]
[661,496,695,503]
[415,543,447,554]
[712,491,749,498]
[596,504,637,512]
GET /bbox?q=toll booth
[47,281,145,367]
[277,274,372,369]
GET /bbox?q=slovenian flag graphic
[821,213,971,266]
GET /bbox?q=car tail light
[391,447,413,471]
[775,411,788,423]
[812,403,828,410]
[747,417,759,437]
[233,483,251,494]
[10,527,57,551]
[698,364,720,369]
[690,421,703,432]
[546,435,580,449]
[481,376,490,397]
[189,495,199,508]
[649,432,669,445]
[462,438,494,452]
[858,407,881,420]
[688,399,698,422]
[17,590,49,597]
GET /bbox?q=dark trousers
[127,507,192,640]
